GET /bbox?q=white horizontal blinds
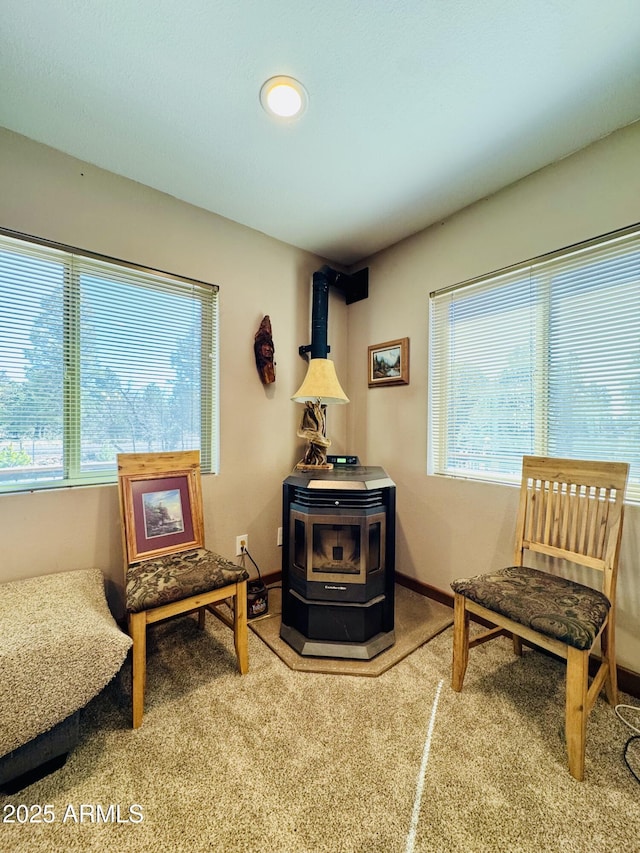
[0,230,218,492]
[73,256,216,481]
[430,267,537,480]
[0,237,66,486]
[540,229,640,485]
[429,224,640,499]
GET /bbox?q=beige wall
[347,120,640,674]
[1,122,639,675]
[0,128,349,615]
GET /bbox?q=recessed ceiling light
[260,76,308,119]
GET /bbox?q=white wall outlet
[277,526,283,546]
[235,534,248,556]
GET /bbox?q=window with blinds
[429,224,640,500]
[0,230,218,493]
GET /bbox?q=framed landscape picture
[368,337,410,387]
[120,471,202,562]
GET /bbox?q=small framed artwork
[120,468,204,563]
[368,337,410,387]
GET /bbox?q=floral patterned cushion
[126,548,249,614]
[451,565,610,651]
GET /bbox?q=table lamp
[291,358,349,469]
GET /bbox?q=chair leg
[565,645,589,781]
[197,606,206,630]
[234,580,249,675]
[452,593,470,692]
[601,619,618,706]
[128,611,147,729]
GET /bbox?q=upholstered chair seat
[126,549,248,614]
[451,566,610,651]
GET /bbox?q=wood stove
[280,466,395,659]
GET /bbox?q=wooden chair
[117,450,249,728]
[451,455,629,780]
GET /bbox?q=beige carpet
[2,606,639,853]
[249,584,453,675]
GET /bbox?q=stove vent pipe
[298,265,368,359]
[301,266,334,359]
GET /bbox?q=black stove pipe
[308,265,335,358]
[299,264,369,359]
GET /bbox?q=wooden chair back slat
[516,457,628,601]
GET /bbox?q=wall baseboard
[395,572,640,700]
[259,570,282,589]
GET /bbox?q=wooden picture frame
[119,464,205,563]
[368,337,410,387]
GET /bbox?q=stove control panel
[326,455,360,466]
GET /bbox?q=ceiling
[2,1,640,267]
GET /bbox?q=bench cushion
[1,569,132,756]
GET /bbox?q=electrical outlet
[277,526,283,546]
[235,534,248,556]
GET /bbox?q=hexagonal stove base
[280,623,395,660]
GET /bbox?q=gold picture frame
[118,454,205,563]
[368,337,410,387]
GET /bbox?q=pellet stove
[280,465,396,659]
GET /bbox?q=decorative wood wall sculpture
[254,315,276,384]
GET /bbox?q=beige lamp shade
[291,358,349,404]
